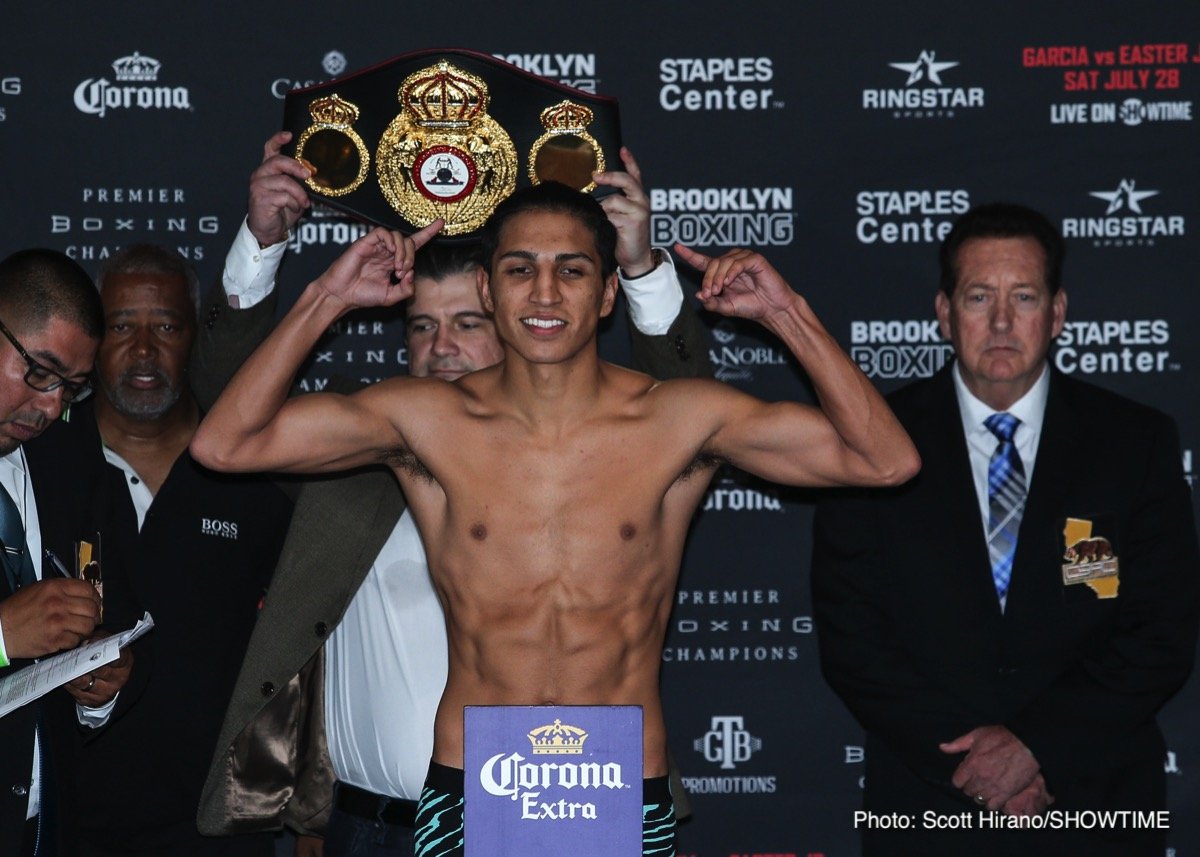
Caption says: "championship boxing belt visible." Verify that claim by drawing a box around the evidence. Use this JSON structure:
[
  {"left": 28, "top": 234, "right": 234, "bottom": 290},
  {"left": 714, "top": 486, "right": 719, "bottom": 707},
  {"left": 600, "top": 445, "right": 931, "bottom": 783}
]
[{"left": 281, "top": 48, "right": 623, "bottom": 238}]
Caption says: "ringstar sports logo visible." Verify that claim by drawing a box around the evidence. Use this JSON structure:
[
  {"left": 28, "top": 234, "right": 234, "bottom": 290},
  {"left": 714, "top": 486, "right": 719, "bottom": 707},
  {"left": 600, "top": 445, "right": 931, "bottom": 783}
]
[
  {"left": 862, "top": 50, "right": 985, "bottom": 117},
  {"left": 1061, "top": 179, "right": 1185, "bottom": 246},
  {"left": 891, "top": 50, "right": 957, "bottom": 84},
  {"left": 271, "top": 50, "right": 348, "bottom": 99},
  {"left": 74, "top": 52, "right": 192, "bottom": 117}
]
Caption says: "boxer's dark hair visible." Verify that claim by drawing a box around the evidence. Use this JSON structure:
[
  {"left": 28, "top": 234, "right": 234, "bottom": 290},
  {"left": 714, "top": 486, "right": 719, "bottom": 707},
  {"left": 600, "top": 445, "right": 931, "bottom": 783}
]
[{"left": 479, "top": 182, "right": 618, "bottom": 280}]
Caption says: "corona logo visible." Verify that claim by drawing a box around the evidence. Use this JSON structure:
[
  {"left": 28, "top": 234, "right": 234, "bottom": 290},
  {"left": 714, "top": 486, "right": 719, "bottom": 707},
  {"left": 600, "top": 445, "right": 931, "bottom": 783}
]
[
  {"left": 528, "top": 719, "right": 588, "bottom": 755},
  {"left": 74, "top": 52, "right": 191, "bottom": 118},
  {"left": 112, "top": 52, "right": 161, "bottom": 82}
]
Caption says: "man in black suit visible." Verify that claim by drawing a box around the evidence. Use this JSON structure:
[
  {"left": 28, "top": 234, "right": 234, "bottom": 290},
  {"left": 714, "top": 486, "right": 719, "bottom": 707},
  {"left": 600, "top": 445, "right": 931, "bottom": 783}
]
[
  {"left": 812, "top": 203, "right": 1200, "bottom": 856},
  {"left": 0, "top": 249, "right": 114, "bottom": 856}
]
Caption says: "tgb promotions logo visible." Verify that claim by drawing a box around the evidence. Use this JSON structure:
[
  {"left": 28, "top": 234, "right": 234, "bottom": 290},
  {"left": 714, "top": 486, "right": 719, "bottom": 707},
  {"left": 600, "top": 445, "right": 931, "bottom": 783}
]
[
  {"left": 850, "top": 319, "right": 953, "bottom": 380},
  {"left": 650, "top": 187, "right": 795, "bottom": 249},
  {"left": 1061, "top": 179, "right": 1185, "bottom": 247},
  {"left": 75, "top": 52, "right": 192, "bottom": 118},
  {"left": 862, "top": 50, "right": 985, "bottom": 118},
  {"left": 695, "top": 716, "right": 762, "bottom": 769},
  {"left": 658, "top": 57, "right": 782, "bottom": 112},
  {"left": 684, "top": 715, "right": 777, "bottom": 796},
  {"left": 494, "top": 52, "right": 599, "bottom": 93},
  {"left": 270, "top": 50, "right": 348, "bottom": 99}
]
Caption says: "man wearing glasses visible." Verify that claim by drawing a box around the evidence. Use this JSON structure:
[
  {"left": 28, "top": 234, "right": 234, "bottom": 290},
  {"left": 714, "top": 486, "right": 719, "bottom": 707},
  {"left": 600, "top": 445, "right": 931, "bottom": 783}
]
[{"left": 0, "top": 248, "right": 116, "bottom": 857}]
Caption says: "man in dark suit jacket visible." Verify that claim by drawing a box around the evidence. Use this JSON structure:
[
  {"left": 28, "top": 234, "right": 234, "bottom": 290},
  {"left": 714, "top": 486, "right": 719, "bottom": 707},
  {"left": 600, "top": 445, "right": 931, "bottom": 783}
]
[
  {"left": 0, "top": 249, "right": 112, "bottom": 856},
  {"left": 812, "top": 203, "right": 1200, "bottom": 856},
  {"left": 193, "top": 135, "right": 709, "bottom": 855}
]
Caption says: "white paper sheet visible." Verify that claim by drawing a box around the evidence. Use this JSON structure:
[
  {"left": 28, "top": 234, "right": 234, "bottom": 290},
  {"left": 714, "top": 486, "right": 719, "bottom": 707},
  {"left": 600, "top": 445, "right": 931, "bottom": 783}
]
[{"left": 0, "top": 612, "right": 154, "bottom": 719}]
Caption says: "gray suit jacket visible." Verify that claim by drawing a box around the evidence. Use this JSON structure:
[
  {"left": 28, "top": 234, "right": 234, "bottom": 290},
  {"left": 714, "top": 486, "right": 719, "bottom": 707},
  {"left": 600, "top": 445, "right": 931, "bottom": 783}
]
[{"left": 194, "top": 282, "right": 710, "bottom": 836}]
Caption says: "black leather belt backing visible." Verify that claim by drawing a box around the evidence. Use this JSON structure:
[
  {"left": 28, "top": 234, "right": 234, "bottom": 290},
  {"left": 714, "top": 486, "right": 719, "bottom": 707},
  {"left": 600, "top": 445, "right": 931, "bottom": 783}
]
[
  {"left": 281, "top": 47, "right": 623, "bottom": 238},
  {"left": 334, "top": 781, "right": 418, "bottom": 828}
]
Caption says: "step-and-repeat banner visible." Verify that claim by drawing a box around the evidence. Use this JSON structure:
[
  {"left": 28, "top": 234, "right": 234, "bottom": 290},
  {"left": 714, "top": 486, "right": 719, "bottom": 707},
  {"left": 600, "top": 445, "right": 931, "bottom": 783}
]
[{"left": 4, "top": 2, "right": 1198, "bottom": 854}]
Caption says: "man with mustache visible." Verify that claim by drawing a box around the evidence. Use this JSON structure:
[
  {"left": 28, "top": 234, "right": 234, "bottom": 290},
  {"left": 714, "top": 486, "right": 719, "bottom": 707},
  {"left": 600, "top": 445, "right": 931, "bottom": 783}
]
[{"left": 29, "top": 245, "right": 292, "bottom": 856}]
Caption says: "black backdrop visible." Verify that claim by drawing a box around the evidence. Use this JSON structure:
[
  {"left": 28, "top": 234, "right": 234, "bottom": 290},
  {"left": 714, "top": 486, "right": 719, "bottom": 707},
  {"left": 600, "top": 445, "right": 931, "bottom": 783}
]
[{"left": 4, "top": 3, "right": 1199, "bottom": 854}]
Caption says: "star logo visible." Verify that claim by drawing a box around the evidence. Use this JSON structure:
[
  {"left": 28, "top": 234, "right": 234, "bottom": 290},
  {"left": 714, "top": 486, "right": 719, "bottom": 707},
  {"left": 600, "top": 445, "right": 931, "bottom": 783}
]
[
  {"left": 889, "top": 51, "right": 959, "bottom": 86},
  {"left": 1089, "top": 179, "right": 1158, "bottom": 215}
]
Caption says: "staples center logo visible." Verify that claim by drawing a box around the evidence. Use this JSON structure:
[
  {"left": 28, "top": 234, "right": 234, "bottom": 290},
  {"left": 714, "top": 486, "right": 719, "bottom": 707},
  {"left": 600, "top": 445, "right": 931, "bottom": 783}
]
[
  {"left": 1053, "top": 318, "right": 1178, "bottom": 376},
  {"left": 1061, "top": 179, "right": 1185, "bottom": 246},
  {"left": 856, "top": 189, "right": 971, "bottom": 245},
  {"left": 862, "top": 50, "right": 984, "bottom": 117},
  {"left": 74, "top": 52, "right": 192, "bottom": 118},
  {"left": 494, "top": 52, "right": 598, "bottom": 93},
  {"left": 658, "top": 57, "right": 781, "bottom": 111},
  {"left": 271, "top": 49, "right": 348, "bottom": 99}
]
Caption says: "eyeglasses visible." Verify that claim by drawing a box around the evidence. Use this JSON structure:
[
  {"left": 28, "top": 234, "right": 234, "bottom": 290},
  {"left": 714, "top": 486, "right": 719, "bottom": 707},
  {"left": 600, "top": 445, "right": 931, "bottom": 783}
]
[{"left": 0, "top": 317, "right": 93, "bottom": 403}]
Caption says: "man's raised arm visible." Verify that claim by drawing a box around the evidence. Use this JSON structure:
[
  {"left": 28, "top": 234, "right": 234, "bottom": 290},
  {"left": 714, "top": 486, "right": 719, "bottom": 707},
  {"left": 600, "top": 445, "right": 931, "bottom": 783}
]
[
  {"left": 190, "top": 223, "right": 441, "bottom": 475},
  {"left": 675, "top": 245, "right": 919, "bottom": 488}
]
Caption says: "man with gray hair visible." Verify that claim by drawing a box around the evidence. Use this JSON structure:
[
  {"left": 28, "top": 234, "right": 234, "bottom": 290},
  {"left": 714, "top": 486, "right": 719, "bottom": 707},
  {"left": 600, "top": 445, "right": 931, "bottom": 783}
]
[{"left": 30, "top": 244, "right": 292, "bottom": 856}]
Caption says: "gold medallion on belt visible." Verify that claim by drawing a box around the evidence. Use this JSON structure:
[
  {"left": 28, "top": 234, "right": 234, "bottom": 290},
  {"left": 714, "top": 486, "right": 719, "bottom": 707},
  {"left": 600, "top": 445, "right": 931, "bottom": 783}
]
[{"left": 376, "top": 61, "right": 517, "bottom": 236}]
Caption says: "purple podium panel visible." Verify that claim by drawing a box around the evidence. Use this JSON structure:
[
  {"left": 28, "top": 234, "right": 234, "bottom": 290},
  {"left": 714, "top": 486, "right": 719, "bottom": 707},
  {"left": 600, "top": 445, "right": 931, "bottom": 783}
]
[{"left": 464, "top": 705, "right": 643, "bottom": 855}]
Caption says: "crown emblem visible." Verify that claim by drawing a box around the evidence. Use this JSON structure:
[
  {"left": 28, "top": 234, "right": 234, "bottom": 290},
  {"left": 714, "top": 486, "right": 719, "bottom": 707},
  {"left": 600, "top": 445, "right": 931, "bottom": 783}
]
[
  {"left": 538, "top": 100, "right": 595, "bottom": 134},
  {"left": 309, "top": 94, "right": 359, "bottom": 128},
  {"left": 527, "top": 719, "right": 589, "bottom": 755},
  {"left": 400, "top": 61, "right": 487, "bottom": 129},
  {"left": 112, "top": 52, "right": 161, "bottom": 82}
]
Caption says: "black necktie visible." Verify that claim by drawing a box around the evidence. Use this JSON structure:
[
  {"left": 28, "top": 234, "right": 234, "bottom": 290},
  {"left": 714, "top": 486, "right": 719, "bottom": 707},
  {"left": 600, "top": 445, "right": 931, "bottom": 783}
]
[{"left": 0, "top": 484, "right": 36, "bottom": 592}]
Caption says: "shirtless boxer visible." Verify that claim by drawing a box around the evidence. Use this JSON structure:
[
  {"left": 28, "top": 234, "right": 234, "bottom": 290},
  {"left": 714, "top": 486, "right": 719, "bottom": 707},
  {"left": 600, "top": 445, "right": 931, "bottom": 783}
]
[{"left": 191, "top": 182, "right": 920, "bottom": 855}]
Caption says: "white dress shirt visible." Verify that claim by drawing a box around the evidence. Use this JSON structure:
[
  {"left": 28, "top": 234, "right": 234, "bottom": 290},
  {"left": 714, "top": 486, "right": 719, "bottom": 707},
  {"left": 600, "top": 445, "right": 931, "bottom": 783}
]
[{"left": 0, "top": 449, "right": 44, "bottom": 820}]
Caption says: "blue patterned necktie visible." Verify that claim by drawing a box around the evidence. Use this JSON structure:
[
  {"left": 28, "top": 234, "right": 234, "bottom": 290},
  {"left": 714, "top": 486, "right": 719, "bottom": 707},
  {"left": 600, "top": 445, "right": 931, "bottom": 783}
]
[
  {"left": 984, "top": 413, "right": 1026, "bottom": 603},
  {"left": 0, "top": 484, "right": 36, "bottom": 592}
]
